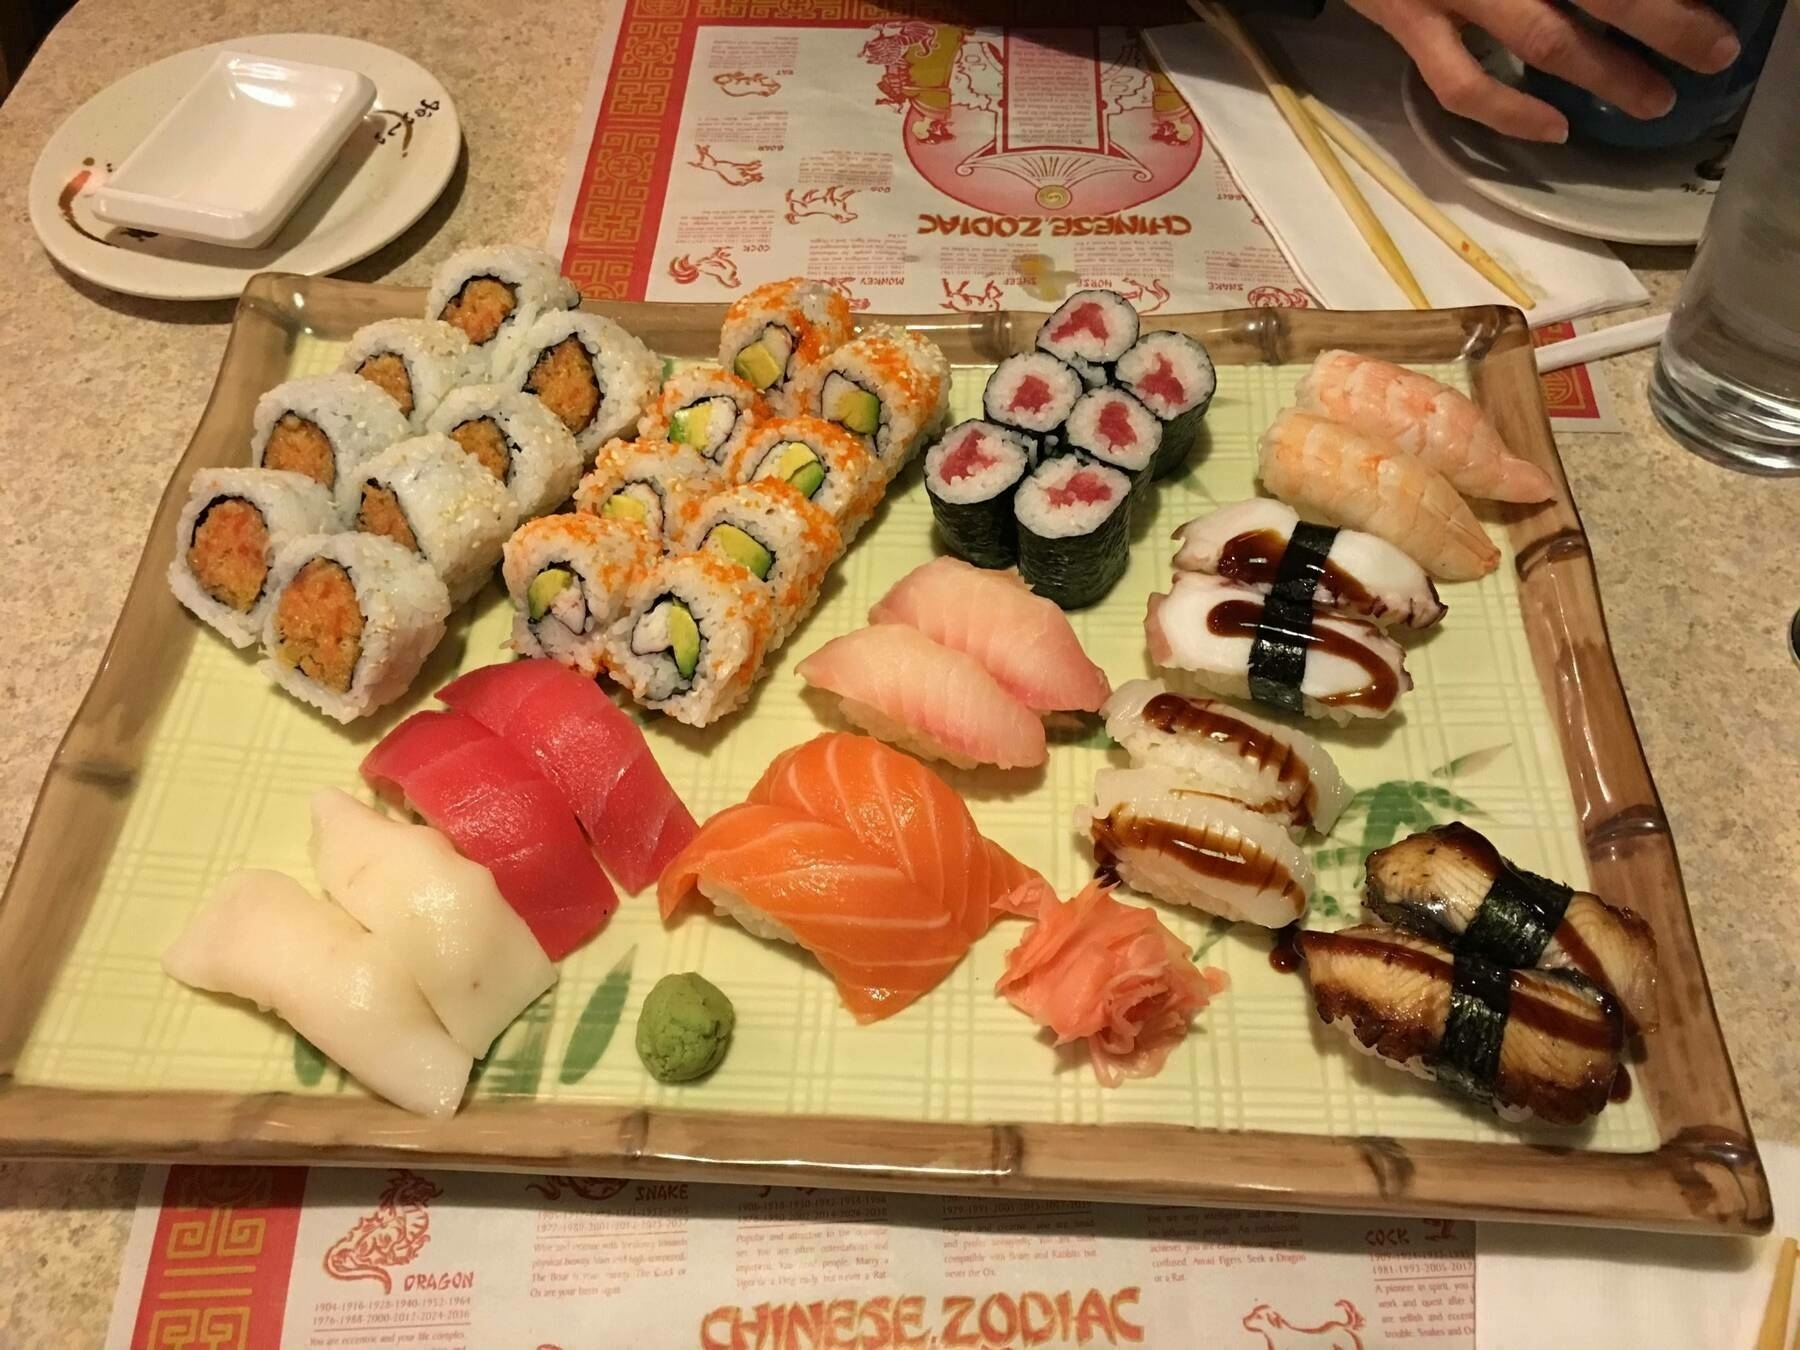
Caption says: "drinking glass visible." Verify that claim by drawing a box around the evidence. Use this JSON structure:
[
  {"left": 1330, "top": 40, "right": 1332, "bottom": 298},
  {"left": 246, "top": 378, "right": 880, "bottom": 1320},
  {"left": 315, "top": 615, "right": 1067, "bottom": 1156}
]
[{"left": 1650, "top": 1, "right": 1800, "bottom": 474}]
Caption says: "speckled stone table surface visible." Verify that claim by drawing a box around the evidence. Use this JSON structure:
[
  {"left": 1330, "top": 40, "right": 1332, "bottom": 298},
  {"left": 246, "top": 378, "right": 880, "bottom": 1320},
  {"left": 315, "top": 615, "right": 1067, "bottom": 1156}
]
[{"left": 2, "top": 2, "right": 1798, "bottom": 1344}]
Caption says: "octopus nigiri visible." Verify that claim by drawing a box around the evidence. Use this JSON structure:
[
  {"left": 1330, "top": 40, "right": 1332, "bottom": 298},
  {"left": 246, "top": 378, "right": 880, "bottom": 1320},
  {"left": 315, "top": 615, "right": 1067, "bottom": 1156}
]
[
  {"left": 1257, "top": 409, "right": 1499, "bottom": 582},
  {"left": 1297, "top": 350, "right": 1554, "bottom": 504},
  {"left": 1364, "top": 822, "right": 1658, "bottom": 1032}
]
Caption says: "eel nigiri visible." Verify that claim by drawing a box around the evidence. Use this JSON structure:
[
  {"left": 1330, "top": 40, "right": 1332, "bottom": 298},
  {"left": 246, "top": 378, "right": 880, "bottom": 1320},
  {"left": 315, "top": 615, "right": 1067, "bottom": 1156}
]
[
  {"left": 1146, "top": 573, "right": 1411, "bottom": 723},
  {"left": 1085, "top": 767, "right": 1315, "bottom": 927},
  {"left": 796, "top": 623, "right": 1048, "bottom": 770},
  {"left": 1172, "top": 498, "right": 1445, "bottom": 630},
  {"left": 437, "top": 658, "right": 697, "bottom": 894},
  {"left": 1257, "top": 409, "right": 1499, "bottom": 582},
  {"left": 1101, "top": 679, "right": 1350, "bottom": 835},
  {"left": 1296, "top": 924, "right": 1623, "bottom": 1125},
  {"left": 868, "top": 557, "right": 1111, "bottom": 713},
  {"left": 995, "top": 878, "right": 1229, "bottom": 1086},
  {"left": 310, "top": 789, "right": 556, "bottom": 1059},
  {"left": 1296, "top": 349, "right": 1554, "bottom": 504},
  {"left": 1364, "top": 822, "right": 1658, "bottom": 1032},
  {"left": 163, "top": 870, "right": 473, "bottom": 1117},
  {"left": 361, "top": 709, "right": 617, "bottom": 959}
]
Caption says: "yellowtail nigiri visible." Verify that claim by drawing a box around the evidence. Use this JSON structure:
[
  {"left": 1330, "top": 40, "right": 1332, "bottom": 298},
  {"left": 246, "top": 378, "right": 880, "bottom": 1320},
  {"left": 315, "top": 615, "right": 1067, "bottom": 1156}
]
[
  {"left": 1257, "top": 409, "right": 1499, "bottom": 582},
  {"left": 1296, "top": 350, "right": 1554, "bottom": 504}
]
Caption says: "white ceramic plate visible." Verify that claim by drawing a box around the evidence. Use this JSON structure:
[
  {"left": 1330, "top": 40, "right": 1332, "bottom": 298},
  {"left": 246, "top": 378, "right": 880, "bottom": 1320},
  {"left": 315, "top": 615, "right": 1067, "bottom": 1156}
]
[
  {"left": 29, "top": 34, "right": 459, "bottom": 300},
  {"left": 1401, "top": 57, "right": 1727, "bottom": 246}
]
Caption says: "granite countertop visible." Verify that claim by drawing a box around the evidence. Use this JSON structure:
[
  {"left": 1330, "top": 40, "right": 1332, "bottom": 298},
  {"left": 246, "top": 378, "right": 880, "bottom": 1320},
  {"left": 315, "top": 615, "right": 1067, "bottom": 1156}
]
[{"left": 2, "top": 0, "right": 1798, "bottom": 1343}]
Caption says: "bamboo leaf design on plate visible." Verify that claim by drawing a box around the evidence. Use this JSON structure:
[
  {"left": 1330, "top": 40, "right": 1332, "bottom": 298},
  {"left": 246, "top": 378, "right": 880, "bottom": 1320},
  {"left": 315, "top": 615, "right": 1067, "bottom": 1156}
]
[
  {"left": 476, "top": 988, "right": 559, "bottom": 1099},
  {"left": 559, "top": 948, "right": 637, "bottom": 1086},
  {"left": 1433, "top": 744, "right": 1510, "bottom": 781},
  {"left": 292, "top": 1032, "right": 328, "bottom": 1087}
]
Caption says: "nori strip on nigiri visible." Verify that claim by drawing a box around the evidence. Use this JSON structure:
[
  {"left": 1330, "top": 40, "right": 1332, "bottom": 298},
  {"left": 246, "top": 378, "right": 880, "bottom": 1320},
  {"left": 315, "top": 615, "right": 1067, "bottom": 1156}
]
[
  {"left": 1244, "top": 521, "right": 1338, "bottom": 715},
  {"left": 1432, "top": 950, "right": 1512, "bottom": 1103}
]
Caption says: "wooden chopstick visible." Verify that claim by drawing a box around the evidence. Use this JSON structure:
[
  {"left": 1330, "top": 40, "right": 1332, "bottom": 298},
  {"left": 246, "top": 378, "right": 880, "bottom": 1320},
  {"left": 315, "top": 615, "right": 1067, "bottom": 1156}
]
[
  {"left": 1757, "top": 1236, "right": 1797, "bottom": 1350},
  {"left": 1297, "top": 94, "right": 1536, "bottom": 310},
  {"left": 1186, "top": 0, "right": 1429, "bottom": 309}
]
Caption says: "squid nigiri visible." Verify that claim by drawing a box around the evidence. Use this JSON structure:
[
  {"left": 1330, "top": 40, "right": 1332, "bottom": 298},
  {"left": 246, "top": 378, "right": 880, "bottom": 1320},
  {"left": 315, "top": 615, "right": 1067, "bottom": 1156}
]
[
  {"left": 1296, "top": 349, "right": 1554, "bottom": 504},
  {"left": 309, "top": 789, "right": 556, "bottom": 1059},
  {"left": 1172, "top": 499, "right": 1445, "bottom": 630},
  {"left": 163, "top": 870, "right": 473, "bottom": 1117},
  {"left": 1257, "top": 409, "right": 1499, "bottom": 582}
]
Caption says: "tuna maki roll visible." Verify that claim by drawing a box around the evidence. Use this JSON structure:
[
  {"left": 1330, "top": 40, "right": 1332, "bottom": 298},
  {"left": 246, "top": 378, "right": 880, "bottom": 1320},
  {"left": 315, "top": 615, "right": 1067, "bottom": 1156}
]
[
  {"left": 1014, "top": 456, "right": 1131, "bottom": 610},
  {"left": 982, "top": 351, "right": 1083, "bottom": 458},
  {"left": 250, "top": 373, "right": 409, "bottom": 493},
  {"left": 1116, "top": 331, "right": 1216, "bottom": 481},
  {"left": 427, "top": 244, "right": 580, "bottom": 380},
  {"left": 923, "top": 420, "right": 1033, "bottom": 570},
  {"left": 637, "top": 363, "right": 768, "bottom": 470},
  {"left": 425, "top": 383, "right": 584, "bottom": 520},
  {"left": 1035, "top": 289, "right": 1140, "bottom": 388},
  {"left": 1064, "top": 386, "right": 1161, "bottom": 490},
  {"left": 505, "top": 310, "right": 662, "bottom": 458}
]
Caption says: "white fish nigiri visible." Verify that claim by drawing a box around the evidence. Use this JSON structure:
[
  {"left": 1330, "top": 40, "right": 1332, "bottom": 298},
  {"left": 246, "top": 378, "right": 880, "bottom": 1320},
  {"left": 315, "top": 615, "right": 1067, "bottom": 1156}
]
[
  {"left": 1102, "top": 679, "right": 1350, "bottom": 834},
  {"left": 309, "top": 789, "right": 556, "bottom": 1059},
  {"left": 1146, "top": 573, "right": 1410, "bottom": 723},
  {"left": 1296, "top": 349, "right": 1554, "bottom": 504},
  {"left": 163, "top": 870, "right": 472, "bottom": 1117},
  {"left": 1172, "top": 499, "right": 1445, "bottom": 630},
  {"left": 1257, "top": 409, "right": 1499, "bottom": 582},
  {"left": 1085, "top": 767, "right": 1314, "bottom": 927}
]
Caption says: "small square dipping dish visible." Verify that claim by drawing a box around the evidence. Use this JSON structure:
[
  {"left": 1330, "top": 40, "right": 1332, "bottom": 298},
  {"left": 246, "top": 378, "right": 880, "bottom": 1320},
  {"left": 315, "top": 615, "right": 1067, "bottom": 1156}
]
[{"left": 89, "top": 51, "right": 376, "bottom": 248}]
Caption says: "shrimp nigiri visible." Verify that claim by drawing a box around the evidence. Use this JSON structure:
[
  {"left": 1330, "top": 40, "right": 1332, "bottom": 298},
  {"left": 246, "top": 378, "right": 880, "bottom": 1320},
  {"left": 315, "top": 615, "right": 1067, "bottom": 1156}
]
[
  {"left": 1257, "top": 410, "right": 1499, "bottom": 582},
  {"left": 1296, "top": 350, "right": 1554, "bottom": 504}
]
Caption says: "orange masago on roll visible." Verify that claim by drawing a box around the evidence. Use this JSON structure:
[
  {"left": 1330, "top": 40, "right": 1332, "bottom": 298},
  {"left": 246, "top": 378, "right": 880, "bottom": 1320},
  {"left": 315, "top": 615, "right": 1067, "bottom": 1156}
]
[{"left": 658, "top": 732, "right": 1042, "bottom": 1022}]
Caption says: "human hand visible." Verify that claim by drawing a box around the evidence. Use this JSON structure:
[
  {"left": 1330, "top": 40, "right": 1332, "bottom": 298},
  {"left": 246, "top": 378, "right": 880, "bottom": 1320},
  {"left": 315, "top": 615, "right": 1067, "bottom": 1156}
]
[{"left": 1345, "top": 0, "right": 1741, "bottom": 140}]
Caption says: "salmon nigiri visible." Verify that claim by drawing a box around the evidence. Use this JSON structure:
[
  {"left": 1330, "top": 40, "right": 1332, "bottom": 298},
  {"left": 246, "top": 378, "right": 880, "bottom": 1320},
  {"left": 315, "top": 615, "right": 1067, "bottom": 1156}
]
[
  {"left": 796, "top": 624, "right": 1048, "bottom": 770},
  {"left": 1257, "top": 410, "right": 1499, "bottom": 582},
  {"left": 868, "top": 558, "right": 1111, "bottom": 713},
  {"left": 1297, "top": 350, "right": 1554, "bottom": 504}
]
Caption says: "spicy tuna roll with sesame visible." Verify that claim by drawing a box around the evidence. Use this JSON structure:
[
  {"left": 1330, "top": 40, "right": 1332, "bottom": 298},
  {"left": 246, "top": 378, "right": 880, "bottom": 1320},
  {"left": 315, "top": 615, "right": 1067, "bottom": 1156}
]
[
  {"left": 924, "top": 419, "right": 1034, "bottom": 569},
  {"left": 503, "top": 513, "right": 656, "bottom": 676},
  {"left": 1014, "top": 456, "right": 1132, "bottom": 610},
  {"left": 574, "top": 438, "right": 724, "bottom": 547},
  {"left": 259, "top": 532, "right": 452, "bottom": 723},
  {"left": 342, "top": 434, "right": 520, "bottom": 606},
  {"left": 637, "top": 363, "right": 768, "bottom": 470},
  {"left": 340, "top": 318, "right": 478, "bottom": 432},
  {"left": 603, "top": 552, "right": 777, "bottom": 728},
  {"left": 1065, "top": 386, "right": 1162, "bottom": 493},
  {"left": 505, "top": 310, "right": 661, "bottom": 459},
  {"left": 425, "top": 384, "right": 584, "bottom": 519},
  {"left": 1034, "top": 288, "right": 1141, "bottom": 388},
  {"left": 168, "top": 468, "right": 339, "bottom": 647},
  {"left": 427, "top": 244, "right": 580, "bottom": 379},
  {"left": 812, "top": 324, "right": 950, "bottom": 479},
  {"left": 250, "top": 373, "right": 409, "bottom": 494},
  {"left": 1115, "top": 331, "right": 1216, "bottom": 480},
  {"left": 720, "top": 278, "right": 854, "bottom": 416},
  {"left": 674, "top": 480, "right": 844, "bottom": 644},
  {"left": 982, "top": 351, "right": 1084, "bottom": 458},
  {"left": 725, "top": 416, "right": 884, "bottom": 543}
]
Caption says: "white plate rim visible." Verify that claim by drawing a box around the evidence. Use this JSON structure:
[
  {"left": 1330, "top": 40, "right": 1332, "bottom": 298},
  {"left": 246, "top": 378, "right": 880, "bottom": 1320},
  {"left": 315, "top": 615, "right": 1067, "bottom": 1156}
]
[{"left": 28, "top": 33, "right": 461, "bottom": 301}]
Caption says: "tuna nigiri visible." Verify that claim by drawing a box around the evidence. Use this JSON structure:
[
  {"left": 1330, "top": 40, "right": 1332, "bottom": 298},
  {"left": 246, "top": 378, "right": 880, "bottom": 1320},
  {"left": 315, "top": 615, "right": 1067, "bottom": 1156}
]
[
  {"left": 796, "top": 623, "right": 1048, "bottom": 770},
  {"left": 1258, "top": 409, "right": 1499, "bottom": 582},
  {"left": 868, "top": 557, "right": 1111, "bottom": 713},
  {"left": 437, "top": 659, "right": 697, "bottom": 893},
  {"left": 361, "top": 709, "right": 617, "bottom": 959},
  {"left": 1296, "top": 349, "right": 1554, "bottom": 504},
  {"left": 163, "top": 870, "right": 473, "bottom": 1117}
]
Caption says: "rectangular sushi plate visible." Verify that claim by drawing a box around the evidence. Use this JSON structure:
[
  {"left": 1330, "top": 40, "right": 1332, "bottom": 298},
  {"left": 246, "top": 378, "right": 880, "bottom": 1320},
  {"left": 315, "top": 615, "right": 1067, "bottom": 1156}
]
[{"left": 0, "top": 276, "right": 1768, "bottom": 1233}]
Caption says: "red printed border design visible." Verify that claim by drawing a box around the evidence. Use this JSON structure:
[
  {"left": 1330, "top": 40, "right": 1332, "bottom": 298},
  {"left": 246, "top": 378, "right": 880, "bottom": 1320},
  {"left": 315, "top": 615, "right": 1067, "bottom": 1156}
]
[
  {"left": 1531, "top": 320, "right": 1602, "bottom": 421},
  {"left": 130, "top": 1167, "right": 307, "bottom": 1349}
]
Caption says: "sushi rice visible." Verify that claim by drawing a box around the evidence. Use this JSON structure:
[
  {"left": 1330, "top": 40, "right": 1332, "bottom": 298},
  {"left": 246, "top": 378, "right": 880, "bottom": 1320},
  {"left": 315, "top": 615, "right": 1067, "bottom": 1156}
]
[
  {"left": 502, "top": 512, "right": 656, "bottom": 675},
  {"left": 637, "top": 363, "right": 769, "bottom": 470},
  {"left": 720, "top": 277, "right": 855, "bottom": 416},
  {"left": 339, "top": 318, "right": 479, "bottom": 432},
  {"left": 250, "top": 372, "right": 410, "bottom": 493},
  {"left": 811, "top": 324, "right": 950, "bottom": 478},
  {"left": 574, "top": 437, "right": 724, "bottom": 547},
  {"left": 674, "top": 480, "right": 844, "bottom": 644},
  {"left": 505, "top": 310, "right": 662, "bottom": 456},
  {"left": 168, "top": 467, "right": 338, "bottom": 648},
  {"left": 427, "top": 244, "right": 580, "bottom": 380},
  {"left": 342, "top": 434, "right": 520, "bottom": 607},
  {"left": 259, "top": 531, "right": 451, "bottom": 723},
  {"left": 725, "top": 416, "right": 884, "bottom": 543},
  {"left": 425, "top": 383, "right": 585, "bottom": 520}
]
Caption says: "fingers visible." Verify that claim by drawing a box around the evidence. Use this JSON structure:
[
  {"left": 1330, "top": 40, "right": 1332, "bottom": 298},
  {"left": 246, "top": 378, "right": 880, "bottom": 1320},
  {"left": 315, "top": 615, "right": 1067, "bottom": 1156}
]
[
  {"left": 1457, "top": 0, "right": 1676, "bottom": 120},
  {"left": 1389, "top": 3, "right": 1572, "bottom": 141},
  {"left": 1572, "top": 0, "right": 1740, "bottom": 73}
]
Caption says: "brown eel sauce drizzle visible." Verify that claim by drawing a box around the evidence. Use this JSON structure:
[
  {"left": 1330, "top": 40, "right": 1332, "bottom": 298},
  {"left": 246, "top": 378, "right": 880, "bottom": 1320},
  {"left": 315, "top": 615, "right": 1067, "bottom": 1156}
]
[
  {"left": 1218, "top": 528, "right": 1377, "bottom": 615},
  {"left": 1207, "top": 600, "right": 1399, "bottom": 711},
  {"left": 1270, "top": 922, "right": 1302, "bottom": 973},
  {"left": 1141, "top": 692, "right": 1318, "bottom": 823},
  {"left": 1091, "top": 813, "right": 1305, "bottom": 910}
]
